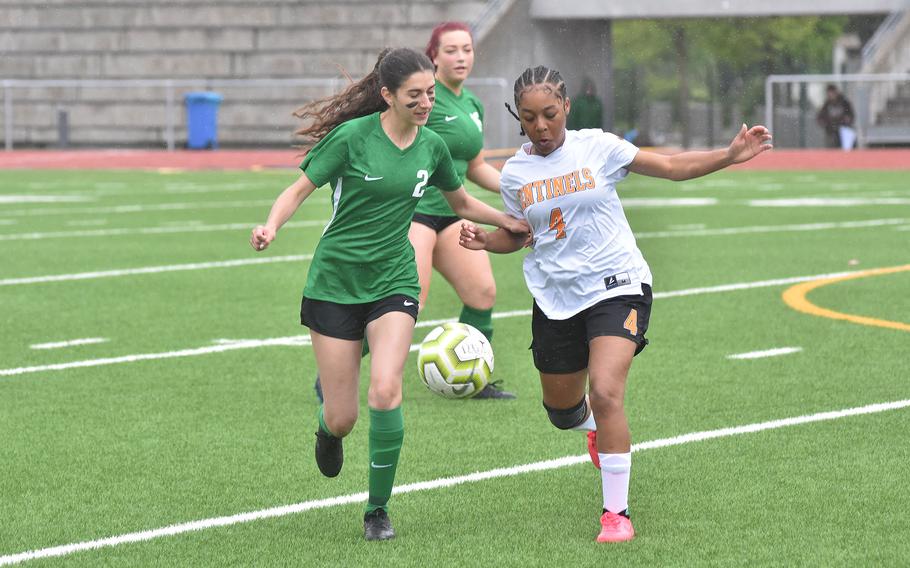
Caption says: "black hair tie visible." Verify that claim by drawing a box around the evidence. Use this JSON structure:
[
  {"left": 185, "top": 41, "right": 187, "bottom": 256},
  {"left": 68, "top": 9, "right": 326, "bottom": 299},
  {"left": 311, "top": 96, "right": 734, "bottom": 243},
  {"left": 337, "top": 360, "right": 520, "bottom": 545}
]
[{"left": 504, "top": 102, "right": 526, "bottom": 136}]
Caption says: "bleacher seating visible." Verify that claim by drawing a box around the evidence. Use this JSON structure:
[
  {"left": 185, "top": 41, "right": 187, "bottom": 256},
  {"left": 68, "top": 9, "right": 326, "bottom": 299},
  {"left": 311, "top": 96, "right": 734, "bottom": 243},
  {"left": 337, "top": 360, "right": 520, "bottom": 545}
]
[{"left": 0, "top": 0, "right": 487, "bottom": 147}]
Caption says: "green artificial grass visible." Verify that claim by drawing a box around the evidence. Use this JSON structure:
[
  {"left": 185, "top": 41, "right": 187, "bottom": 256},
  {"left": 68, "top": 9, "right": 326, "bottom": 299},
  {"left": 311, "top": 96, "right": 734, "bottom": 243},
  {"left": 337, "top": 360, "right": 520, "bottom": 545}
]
[{"left": 1, "top": 168, "right": 908, "bottom": 566}]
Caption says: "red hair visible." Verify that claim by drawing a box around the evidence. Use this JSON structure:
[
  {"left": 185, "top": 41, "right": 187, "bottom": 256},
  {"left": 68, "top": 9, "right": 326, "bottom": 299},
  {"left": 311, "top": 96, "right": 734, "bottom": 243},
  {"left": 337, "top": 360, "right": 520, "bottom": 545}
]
[{"left": 425, "top": 22, "right": 473, "bottom": 63}]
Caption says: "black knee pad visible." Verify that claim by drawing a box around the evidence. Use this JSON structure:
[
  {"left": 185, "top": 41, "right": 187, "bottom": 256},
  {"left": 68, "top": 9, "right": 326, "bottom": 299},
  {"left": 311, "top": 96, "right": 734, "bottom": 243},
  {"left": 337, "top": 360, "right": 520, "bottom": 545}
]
[{"left": 544, "top": 397, "right": 588, "bottom": 430}]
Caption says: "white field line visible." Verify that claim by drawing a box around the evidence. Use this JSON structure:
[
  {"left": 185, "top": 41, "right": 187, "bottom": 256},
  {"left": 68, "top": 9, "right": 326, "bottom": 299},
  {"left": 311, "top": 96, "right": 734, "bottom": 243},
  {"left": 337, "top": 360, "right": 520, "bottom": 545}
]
[
  {"left": 2, "top": 398, "right": 908, "bottom": 566},
  {"left": 727, "top": 347, "right": 803, "bottom": 360},
  {"left": 0, "top": 337, "right": 312, "bottom": 378},
  {"left": 749, "top": 198, "right": 910, "bottom": 207},
  {"left": 65, "top": 219, "right": 108, "bottom": 227},
  {"left": 0, "top": 199, "right": 276, "bottom": 218},
  {"left": 0, "top": 255, "right": 312, "bottom": 287},
  {"left": 210, "top": 337, "right": 312, "bottom": 349},
  {"left": 163, "top": 183, "right": 261, "bottom": 194},
  {"left": 26, "top": 180, "right": 97, "bottom": 189},
  {"left": 0, "top": 220, "right": 326, "bottom": 241},
  {"left": 409, "top": 309, "right": 537, "bottom": 351},
  {"left": 618, "top": 198, "right": 717, "bottom": 207},
  {"left": 30, "top": 338, "right": 109, "bottom": 350},
  {"left": 159, "top": 220, "right": 204, "bottom": 227},
  {"left": 679, "top": 178, "right": 742, "bottom": 189},
  {"left": 0, "top": 268, "right": 884, "bottom": 378},
  {"left": 0, "top": 195, "right": 92, "bottom": 204},
  {"left": 634, "top": 218, "right": 907, "bottom": 239},
  {"left": 1, "top": 213, "right": 902, "bottom": 247},
  {"left": 650, "top": 269, "right": 861, "bottom": 299},
  {"left": 667, "top": 223, "right": 707, "bottom": 230}
]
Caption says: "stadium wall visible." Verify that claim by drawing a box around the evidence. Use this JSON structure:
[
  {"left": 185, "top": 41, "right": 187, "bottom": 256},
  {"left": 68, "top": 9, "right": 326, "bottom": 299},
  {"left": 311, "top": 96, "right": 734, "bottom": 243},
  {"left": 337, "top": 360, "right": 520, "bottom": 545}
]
[
  {"left": 0, "top": 0, "right": 488, "bottom": 149},
  {"left": 472, "top": 0, "right": 616, "bottom": 148}
]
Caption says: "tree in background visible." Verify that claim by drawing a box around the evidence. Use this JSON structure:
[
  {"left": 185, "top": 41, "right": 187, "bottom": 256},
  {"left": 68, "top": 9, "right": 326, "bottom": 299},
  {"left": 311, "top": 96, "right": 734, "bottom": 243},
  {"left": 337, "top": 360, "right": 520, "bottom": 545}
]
[{"left": 612, "top": 16, "right": 874, "bottom": 147}]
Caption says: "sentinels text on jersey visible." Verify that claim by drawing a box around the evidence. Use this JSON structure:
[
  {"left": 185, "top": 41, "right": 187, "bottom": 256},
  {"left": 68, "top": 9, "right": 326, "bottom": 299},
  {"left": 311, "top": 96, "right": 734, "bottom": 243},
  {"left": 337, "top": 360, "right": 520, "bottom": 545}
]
[{"left": 499, "top": 129, "right": 653, "bottom": 320}]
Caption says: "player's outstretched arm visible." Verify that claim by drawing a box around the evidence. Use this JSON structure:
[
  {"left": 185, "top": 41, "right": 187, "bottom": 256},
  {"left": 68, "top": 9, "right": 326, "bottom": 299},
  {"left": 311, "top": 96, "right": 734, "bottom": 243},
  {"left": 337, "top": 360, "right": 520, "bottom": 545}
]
[
  {"left": 459, "top": 221, "right": 526, "bottom": 254},
  {"left": 628, "top": 124, "right": 772, "bottom": 182},
  {"left": 250, "top": 172, "right": 317, "bottom": 251},
  {"left": 465, "top": 152, "right": 501, "bottom": 194},
  {"left": 443, "top": 187, "right": 529, "bottom": 234}
]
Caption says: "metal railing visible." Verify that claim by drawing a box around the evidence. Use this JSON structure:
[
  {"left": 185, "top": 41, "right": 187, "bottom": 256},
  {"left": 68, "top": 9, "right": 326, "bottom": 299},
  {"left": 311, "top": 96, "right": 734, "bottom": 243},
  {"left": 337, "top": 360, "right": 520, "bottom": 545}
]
[
  {"left": 764, "top": 73, "right": 910, "bottom": 147},
  {"left": 1, "top": 77, "right": 510, "bottom": 151},
  {"left": 471, "top": 0, "right": 518, "bottom": 45},
  {"left": 861, "top": 11, "right": 905, "bottom": 63},
  {"left": 860, "top": 11, "right": 910, "bottom": 121}
]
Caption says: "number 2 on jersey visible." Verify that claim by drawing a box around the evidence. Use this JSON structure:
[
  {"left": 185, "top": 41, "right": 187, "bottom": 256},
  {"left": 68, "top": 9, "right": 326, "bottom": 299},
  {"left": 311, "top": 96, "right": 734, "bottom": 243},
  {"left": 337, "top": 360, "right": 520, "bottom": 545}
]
[
  {"left": 412, "top": 170, "right": 429, "bottom": 198},
  {"left": 549, "top": 207, "right": 567, "bottom": 239}
]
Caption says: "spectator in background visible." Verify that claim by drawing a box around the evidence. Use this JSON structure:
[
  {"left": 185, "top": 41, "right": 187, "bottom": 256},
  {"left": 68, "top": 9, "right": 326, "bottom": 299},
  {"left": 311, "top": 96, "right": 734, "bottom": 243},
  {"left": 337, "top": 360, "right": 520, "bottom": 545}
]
[
  {"left": 567, "top": 76, "right": 603, "bottom": 130},
  {"left": 816, "top": 85, "right": 855, "bottom": 149}
]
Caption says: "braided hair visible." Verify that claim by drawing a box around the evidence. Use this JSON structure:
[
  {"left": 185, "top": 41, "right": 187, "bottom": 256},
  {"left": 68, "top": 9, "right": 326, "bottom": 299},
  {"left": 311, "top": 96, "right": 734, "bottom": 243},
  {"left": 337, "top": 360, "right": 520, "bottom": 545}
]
[
  {"left": 504, "top": 65, "right": 568, "bottom": 136},
  {"left": 294, "top": 47, "right": 435, "bottom": 154}
]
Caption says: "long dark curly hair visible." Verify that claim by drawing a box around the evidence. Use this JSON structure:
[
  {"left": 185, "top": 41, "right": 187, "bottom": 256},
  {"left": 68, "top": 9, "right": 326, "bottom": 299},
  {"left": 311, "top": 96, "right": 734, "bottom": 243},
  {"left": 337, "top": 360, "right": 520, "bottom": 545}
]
[{"left": 294, "top": 47, "right": 434, "bottom": 154}]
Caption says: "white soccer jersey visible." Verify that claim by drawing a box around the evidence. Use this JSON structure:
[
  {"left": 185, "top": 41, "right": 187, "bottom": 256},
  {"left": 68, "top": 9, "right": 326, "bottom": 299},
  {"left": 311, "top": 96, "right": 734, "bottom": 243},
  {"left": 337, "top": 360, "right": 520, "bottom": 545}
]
[{"left": 500, "top": 128, "right": 652, "bottom": 320}]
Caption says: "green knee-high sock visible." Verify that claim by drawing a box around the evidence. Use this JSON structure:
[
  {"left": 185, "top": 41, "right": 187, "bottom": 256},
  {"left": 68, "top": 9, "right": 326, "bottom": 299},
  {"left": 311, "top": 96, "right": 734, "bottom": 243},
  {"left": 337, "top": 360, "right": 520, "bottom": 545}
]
[
  {"left": 366, "top": 406, "right": 404, "bottom": 513},
  {"left": 460, "top": 305, "right": 494, "bottom": 342},
  {"left": 317, "top": 405, "right": 338, "bottom": 437}
]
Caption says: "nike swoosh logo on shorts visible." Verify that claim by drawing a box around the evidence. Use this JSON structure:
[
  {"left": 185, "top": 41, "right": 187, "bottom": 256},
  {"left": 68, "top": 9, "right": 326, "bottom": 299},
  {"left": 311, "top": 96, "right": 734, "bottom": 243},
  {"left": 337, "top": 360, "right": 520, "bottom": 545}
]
[
  {"left": 403, "top": 301, "right": 415, "bottom": 307},
  {"left": 444, "top": 115, "right": 458, "bottom": 122},
  {"left": 364, "top": 175, "right": 383, "bottom": 181},
  {"left": 371, "top": 462, "right": 393, "bottom": 469}
]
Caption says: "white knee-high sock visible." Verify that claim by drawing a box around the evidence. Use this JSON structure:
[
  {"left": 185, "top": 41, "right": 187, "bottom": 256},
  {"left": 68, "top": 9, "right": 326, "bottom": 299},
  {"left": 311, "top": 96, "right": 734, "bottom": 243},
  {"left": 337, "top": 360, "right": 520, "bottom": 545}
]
[
  {"left": 570, "top": 409, "right": 597, "bottom": 432},
  {"left": 599, "top": 452, "right": 631, "bottom": 514}
]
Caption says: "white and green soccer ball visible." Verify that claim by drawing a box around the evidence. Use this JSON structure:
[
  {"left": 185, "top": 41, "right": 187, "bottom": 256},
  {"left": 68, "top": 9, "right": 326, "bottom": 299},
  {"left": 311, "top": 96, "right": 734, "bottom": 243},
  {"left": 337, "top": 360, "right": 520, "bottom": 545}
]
[{"left": 416, "top": 322, "right": 494, "bottom": 399}]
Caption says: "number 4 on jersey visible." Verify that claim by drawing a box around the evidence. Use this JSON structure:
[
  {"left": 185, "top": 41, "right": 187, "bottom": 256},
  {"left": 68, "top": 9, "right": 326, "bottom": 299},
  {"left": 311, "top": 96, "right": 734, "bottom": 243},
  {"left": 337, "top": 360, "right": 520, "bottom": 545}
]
[
  {"left": 549, "top": 207, "right": 567, "bottom": 239},
  {"left": 623, "top": 309, "right": 638, "bottom": 336}
]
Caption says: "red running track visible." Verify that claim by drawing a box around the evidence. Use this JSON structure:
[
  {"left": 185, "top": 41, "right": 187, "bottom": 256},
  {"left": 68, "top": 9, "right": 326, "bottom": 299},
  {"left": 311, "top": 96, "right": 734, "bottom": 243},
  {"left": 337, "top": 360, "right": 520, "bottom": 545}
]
[
  {"left": 0, "top": 150, "right": 302, "bottom": 171},
  {"left": 728, "top": 149, "right": 910, "bottom": 171},
  {"left": 0, "top": 148, "right": 907, "bottom": 171}
]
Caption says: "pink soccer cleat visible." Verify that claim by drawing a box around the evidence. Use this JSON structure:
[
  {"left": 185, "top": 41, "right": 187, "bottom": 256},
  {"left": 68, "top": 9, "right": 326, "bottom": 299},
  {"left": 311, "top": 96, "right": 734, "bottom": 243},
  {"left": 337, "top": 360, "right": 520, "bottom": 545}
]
[
  {"left": 586, "top": 431, "right": 600, "bottom": 469},
  {"left": 596, "top": 511, "right": 635, "bottom": 543}
]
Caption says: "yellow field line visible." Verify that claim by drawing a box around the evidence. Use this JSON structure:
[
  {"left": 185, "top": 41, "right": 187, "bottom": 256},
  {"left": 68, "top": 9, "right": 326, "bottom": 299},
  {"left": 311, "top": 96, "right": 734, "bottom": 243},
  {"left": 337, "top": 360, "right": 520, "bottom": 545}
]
[{"left": 782, "top": 264, "right": 910, "bottom": 332}]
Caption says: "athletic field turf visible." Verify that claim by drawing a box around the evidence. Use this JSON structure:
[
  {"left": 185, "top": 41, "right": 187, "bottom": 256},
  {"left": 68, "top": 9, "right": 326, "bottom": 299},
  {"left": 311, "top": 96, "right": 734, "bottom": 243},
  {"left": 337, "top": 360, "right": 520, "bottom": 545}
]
[{"left": 1, "top": 167, "right": 908, "bottom": 566}]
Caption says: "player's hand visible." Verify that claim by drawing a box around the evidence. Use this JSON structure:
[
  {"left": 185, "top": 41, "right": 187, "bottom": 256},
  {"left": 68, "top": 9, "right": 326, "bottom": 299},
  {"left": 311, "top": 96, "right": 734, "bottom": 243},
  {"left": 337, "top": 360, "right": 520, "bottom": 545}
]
[
  {"left": 727, "top": 124, "right": 773, "bottom": 164},
  {"left": 502, "top": 216, "right": 530, "bottom": 235},
  {"left": 250, "top": 225, "right": 275, "bottom": 251},
  {"left": 459, "top": 222, "right": 488, "bottom": 251}
]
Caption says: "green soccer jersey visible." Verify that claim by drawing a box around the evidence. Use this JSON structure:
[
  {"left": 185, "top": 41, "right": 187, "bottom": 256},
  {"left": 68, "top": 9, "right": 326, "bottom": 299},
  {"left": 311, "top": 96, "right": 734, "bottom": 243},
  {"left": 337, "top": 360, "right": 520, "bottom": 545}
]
[
  {"left": 415, "top": 81, "right": 485, "bottom": 217},
  {"left": 300, "top": 112, "right": 461, "bottom": 303}
]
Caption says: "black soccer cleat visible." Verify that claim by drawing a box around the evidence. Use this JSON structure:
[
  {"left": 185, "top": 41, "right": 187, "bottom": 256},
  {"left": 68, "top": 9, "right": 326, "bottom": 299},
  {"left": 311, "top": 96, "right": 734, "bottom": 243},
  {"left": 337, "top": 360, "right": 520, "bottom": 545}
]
[
  {"left": 364, "top": 508, "right": 396, "bottom": 541},
  {"left": 472, "top": 381, "right": 516, "bottom": 400},
  {"left": 314, "top": 374, "right": 324, "bottom": 403},
  {"left": 314, "top": 430, "right": 343, "bottom": 477}
]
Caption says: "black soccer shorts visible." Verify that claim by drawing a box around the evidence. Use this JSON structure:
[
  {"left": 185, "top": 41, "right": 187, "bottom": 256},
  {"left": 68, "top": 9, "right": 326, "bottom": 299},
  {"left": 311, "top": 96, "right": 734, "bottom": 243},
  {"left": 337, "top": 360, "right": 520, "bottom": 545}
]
[
  {"left": 530, "top": 284, "right": 652, "bottom": 374},
  {"left": 411, "top": 213, "right": 462, "bottom": 234},
  {"left": 301, "top": 294, "right": 419, "bottom": 340}
]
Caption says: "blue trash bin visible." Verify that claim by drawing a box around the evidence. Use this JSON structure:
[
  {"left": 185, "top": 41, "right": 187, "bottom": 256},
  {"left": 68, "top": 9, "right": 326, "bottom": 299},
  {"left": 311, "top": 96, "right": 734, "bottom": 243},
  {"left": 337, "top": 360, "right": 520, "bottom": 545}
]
[{"left": 184, "top": 91, "right": 223, "bottom": 149}]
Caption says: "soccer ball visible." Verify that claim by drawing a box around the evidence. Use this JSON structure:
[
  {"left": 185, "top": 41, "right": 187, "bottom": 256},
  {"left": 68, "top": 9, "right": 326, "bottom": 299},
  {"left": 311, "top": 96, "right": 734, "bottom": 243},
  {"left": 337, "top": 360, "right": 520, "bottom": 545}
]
[{"left": 416, "top": 322, "right": 494, "bottom": 399}]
